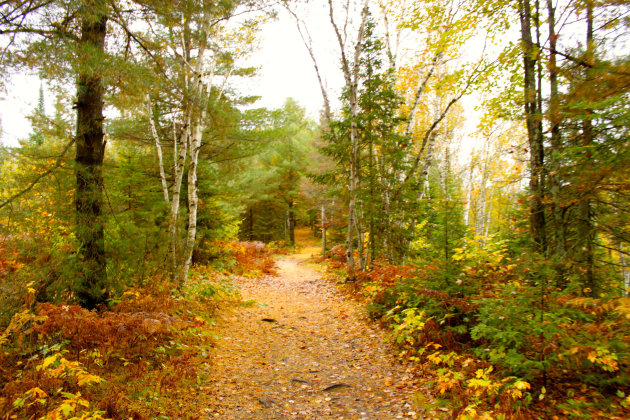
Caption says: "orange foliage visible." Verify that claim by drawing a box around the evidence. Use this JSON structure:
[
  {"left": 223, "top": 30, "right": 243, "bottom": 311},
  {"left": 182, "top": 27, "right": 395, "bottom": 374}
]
[
  {"left": 0, "top": 238, "right": 22, "bottom": 279},
  {"left": 356, "top": 261, "right": 416, "bottom": 289},
  {"left": 34, "top": 303, "right": 189, "bottom": 356},
  {"left": 216, "top": 240, "right": 278, "bottom": 276},
  {"left": 0, "top": 277, "right": 224, "bottom": 419}
]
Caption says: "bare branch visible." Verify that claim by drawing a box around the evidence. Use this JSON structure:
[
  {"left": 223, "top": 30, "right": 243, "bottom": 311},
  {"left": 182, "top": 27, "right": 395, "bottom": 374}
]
[
  {"left": 283, "top": 3, "right": 332, "bottom": 123},
  {"left": 404, "top": 50, "right": 444, "bottom": 137}
]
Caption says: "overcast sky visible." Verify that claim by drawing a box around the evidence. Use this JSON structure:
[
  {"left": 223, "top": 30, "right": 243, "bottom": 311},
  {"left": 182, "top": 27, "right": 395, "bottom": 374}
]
[
  {"left": 0, "top": 6, "right": 338, "bottom": 147},
  {"left": 0, "top": 72, "right": 42, "bottom": 146},
  {"left": 243, "top": 5, "right": 343, "bottom": 117}
]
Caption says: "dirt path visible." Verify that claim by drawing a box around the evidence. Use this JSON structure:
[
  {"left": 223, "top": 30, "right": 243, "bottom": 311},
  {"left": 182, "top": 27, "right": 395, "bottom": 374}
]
[{"left": 201, "top": 245, "right": 424, "bottom": 419}]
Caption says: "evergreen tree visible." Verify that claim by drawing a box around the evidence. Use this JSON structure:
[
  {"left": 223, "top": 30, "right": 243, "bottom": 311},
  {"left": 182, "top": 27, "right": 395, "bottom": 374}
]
[{"left": 239, "top": 99, "right": 315, "bottom": 244}]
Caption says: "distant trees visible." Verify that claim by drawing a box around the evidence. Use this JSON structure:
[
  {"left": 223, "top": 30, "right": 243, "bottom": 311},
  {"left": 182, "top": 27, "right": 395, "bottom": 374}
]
[
  {"left": 283, "top": 0, "right": 628, "bottom": 298},
  {"left": 289, "top": 0, "right": 499, "bottom": 274},
  {"left": 239, "top": 99, "right": 315, "bottom": 245},
  {"left": 319, "top": 15, "right": 410, "bottom": 267}
]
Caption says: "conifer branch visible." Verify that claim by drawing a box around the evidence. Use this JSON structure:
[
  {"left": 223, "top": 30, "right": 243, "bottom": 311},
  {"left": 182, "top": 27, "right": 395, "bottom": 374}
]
[{"left": 0, "top": 138, "right": 75, "bottom": 210}]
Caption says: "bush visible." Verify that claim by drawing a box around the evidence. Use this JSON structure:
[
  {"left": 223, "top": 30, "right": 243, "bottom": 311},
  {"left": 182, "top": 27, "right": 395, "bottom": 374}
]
[{"left": 322, "top": 233, "right": 630, "bottom": 418}]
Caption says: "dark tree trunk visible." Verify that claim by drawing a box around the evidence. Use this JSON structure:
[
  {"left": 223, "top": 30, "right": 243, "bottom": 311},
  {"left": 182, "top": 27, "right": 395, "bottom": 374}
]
[
  {"left": 248, "top": 207, "right": 254, "bottom": 241},
  {"left": 288, "top": 200, "right": 295, "bottom": 246},
  {"left": 321, "top": 203, "right": 327, "bottom": 255},
  {"left": 74, "top": 4, "right": 108, "bottom": 309},
  {"left": 546, "top": 0, "right": 567, "bottom": 281},
  {"left": 519, "top": 0, "right": 547, "bottom": 254},
  {"left": 576, "top": 1, "right": 596, "bottom": 295}
]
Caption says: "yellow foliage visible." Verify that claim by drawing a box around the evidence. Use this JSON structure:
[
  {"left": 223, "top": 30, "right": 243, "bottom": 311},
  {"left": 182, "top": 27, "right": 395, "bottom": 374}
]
[
  {"left": 0, "top": 309, "right": 48, "bottom": 348},
  {"left": 586, "top": 347, "right": 619, "bottom": 372},
  {"left": 565, "top": 296, "right": 630, "bottom": 322},
  {"left": 29, "top": 387, "right": 48, "bottom": 398},
  {"left": 512, "top": 380, "right": 531, "bottom": 391},
  {"left": 41, "top": 391, "right": 108, "bottom": 420},
  {"left": 14, "top": 354, "right": 105, "bottom": 419},
  {"left": 37, "top": 353, "right": 102, "bottom": 386},
  {"left": 615, "top": 297, "right": 630, "bottom": 318}
]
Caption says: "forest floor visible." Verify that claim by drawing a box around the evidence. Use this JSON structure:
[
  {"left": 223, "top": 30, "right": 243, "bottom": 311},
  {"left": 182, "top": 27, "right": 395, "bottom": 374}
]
[{"left": 195, "top": 230, "right": 435, "bottom": 419}]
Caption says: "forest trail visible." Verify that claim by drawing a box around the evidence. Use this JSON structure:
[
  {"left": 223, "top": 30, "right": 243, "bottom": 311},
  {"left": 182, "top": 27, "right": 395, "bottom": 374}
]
[{"left": 199, "top": 230, "right": 425, "bottom": 419}]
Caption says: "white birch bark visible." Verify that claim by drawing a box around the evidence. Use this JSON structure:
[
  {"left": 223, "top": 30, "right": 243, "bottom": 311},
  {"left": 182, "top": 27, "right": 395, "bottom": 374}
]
[
  {"left": 284, "top": 5, "right": 333, "bottom": 125},
  {"left": 146, "top": 95, "right": 170, "bottom": 203},
  {"left": 476, "top": 137, "right": 491, "bottom": 238},
  {"left": 179, "top": 17, "right": 215, "bottom": 287},
  {"left": 169, "top": 120, "right": 188, "bottom": 283},
  {"left": 464, "top": 163, "right": 474, "bottom": 226},
  {"left": 327, "top": 0, "right": 369, "bottom": 277}
]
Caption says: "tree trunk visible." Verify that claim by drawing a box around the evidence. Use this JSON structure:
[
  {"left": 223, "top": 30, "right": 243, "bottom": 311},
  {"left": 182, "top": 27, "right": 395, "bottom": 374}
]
[
  {"left": 576, "top": 1, "right": 596, "bottom": 295},
  {"left": 484, "top": 199, "right": 492, "bottom": 238},
  {"left": 355, "top": 201, "right": 366, "bottom": 271},
  {"left": 179, "top": 16, "right": 215, "bottom": 288},
  {"left": 180, "top": 122, "right": 201, "bottom": 286},
  {"left": 476, "top": 139, "right": 490, "bottom": 237},
  {"left": 321, "top": 203, "right": 327, "bottom": 255},
  {"left": 169, "top": 120, "right": 188, "bottom": 283},
  {"left": 346, "top": 73, "right": 361, "bottom": 277},
  {"left": 74, "top": 3, "right": 108, "bottom": 309},
  {"left": 464, "top": 164, "right": 474, "bottom": 227},
  {"left": 325, "top": 0, "right": 369, "bottom": 279},
  {"left": 418, "top": 131, "right": 438, "bottom": 201},
  {"left": 288, "top": 200, "right": 295, "bottom": 246},
  {"left": 443, "top": 147, "right": 451, "bottom": 265},
  {"left": 368, "top": 137, "right": 376, "bottom": 268},
  {"left": 147, "top": 96, "right": 170, "bottom": 203},
  {"left": 546, "top": 0, "right": 567, "bottom": 272},
  {"left": 620, "top": 241, "right": 630, "bottom": 297},
  {"left": 518, "top": 0, "right": 547, "bottom": 254}
]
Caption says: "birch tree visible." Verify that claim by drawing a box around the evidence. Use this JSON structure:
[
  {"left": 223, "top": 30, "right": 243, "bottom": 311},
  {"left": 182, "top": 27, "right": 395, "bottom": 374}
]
[
  {"left": 142, "top": 1, "right": 262, "bottom": 286},
  {"left": 285, "top": 0, "right": 370, "bottom": 278}
]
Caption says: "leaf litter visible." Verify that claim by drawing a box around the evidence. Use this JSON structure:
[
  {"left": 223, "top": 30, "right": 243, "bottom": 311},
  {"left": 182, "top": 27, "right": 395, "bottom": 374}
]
[{"left": 195, "top": 245, "right": 437, "bottom": 419}]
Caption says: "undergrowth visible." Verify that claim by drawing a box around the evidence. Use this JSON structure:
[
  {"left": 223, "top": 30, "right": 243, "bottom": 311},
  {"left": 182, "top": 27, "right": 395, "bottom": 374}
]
[
  {"left": 0, "top": 240, "right": 278, "bottom": 419},
  {"left": 322, "top": 240, "right": 630, "bottom": 419},
  {"left": 197, "top": 240, "right": 279, "bottom": 277}
]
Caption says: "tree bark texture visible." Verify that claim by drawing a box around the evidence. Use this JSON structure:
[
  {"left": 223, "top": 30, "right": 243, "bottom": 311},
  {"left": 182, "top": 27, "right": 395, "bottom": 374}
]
[
  {"left": 546, "top": 0, "right": 567, "bottom": 269},
  {"left": 326, "top": 0, "right": 369, "bottom": 279},
  {"left": 519, "top": 0, "right": 547, "bottom": 254},
  {"left": 169, "top": 120, "right": 188, "bottom": 283},
  {"left": 147, "top": 96, "right": 170, "bottom": 203},
  {"left": 321, "top": 203, "right": 327, "bottom": 255},
  {"left": 74, "top": 3, "right": 108, "bottom": 309},
  {"left": 576, "top": 1, "right": 596, "bottom": 294},
  {"left": 179, "top": 16, "right": 216, "bottom": 287},
  {"left": 288, "top": 200, "right": 296, "bottom": 246}
]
